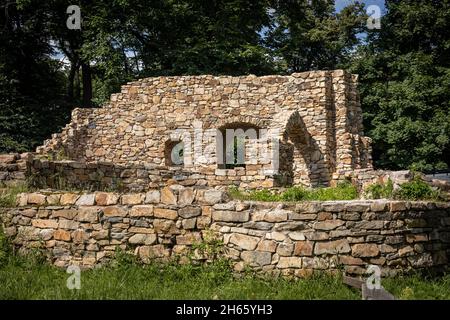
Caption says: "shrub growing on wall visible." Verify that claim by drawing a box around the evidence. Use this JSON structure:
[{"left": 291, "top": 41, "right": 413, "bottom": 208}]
[{"left": 396, "top": 178, "right": 441, "bottom": 201}]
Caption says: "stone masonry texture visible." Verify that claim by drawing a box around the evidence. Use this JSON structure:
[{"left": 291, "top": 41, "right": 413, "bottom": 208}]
[
  {"left": 36, "top": 70, "right": 372, "bottom": 188},
  {"left": 2, "top": 187, "right": 449, "bottom": 277}
]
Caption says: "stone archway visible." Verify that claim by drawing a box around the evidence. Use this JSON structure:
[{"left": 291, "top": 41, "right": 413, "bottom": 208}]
[
  {"left": 213, "top": 115, "right": 270, "bottom": 130},
  {"left": 273, "top": 111, "right": 329, "bottom": 187}
]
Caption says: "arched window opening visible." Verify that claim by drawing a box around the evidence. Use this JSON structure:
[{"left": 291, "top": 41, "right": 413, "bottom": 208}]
[{"left": 165, "top": 140, "right": 184, "bottom": 166}]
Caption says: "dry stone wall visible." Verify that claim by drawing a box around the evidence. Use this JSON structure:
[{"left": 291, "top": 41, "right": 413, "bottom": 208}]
[
  {"left": 27, "top": 158, "right": 277, "bottom": 191},
  {"left": 36, "top": 70, "right": 372, "bottom": 187},
  {"left": 0, "top": 153, "right": 30, "bottom": 187},
  {"left": 2, "top": 186, "right": 449, "bottom": 277}
]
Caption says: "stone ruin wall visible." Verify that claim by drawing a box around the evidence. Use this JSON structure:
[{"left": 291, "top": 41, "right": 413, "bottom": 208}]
[
  {"left": 2, "top": 186, "right": 449, "bottom": 277},
  {"left": 36, "top": 70, "right": 372, "bottom": 188},
  {"left": 0, "top": 153, "right": 29, "bottom": 187}
]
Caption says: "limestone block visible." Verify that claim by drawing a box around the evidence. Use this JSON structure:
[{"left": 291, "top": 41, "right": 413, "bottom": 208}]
[
  {"left": 277, "top": 257, "right": 302, "bottom": 269},
  {"left": 27, "top": 193, "right": 46, "bottom": 205},
  {"left": 144, "top": 190, "right": 161, "bottom": 204},
  {"left": 352, "top": 243, "right": 380, "bottom": 257},
  {"left": 212, "top": 210, "right": 249, "bottom": 222},
  {"left": 314, "top": 239, "right": 350, "bottom": 255},
  {"left": 229, "top": 233, "right": 260, "bottom": 250},
  {"left": 76, "top": 194, "right": 96, "bottom": 206},
  {"left": 95, "top": 192, "right": 119, "bottom": 206},
  {"left": 241, "top": 251, "right": 272, "bottom": 266}
]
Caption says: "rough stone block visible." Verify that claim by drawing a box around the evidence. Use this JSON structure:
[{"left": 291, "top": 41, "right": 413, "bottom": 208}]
[
  {"left": 46, "top": 194, "right": 61, "bottom": 205},
  {"left": 276, "top": 243, "right": 294, "bottom": 256},
  {"left": 263, "top": 208, "right": 290, "bottom": 222},
  {"left": 241, "top": 251, "right": 272, "bottom": 266},
  {"left": 72, "top": 230, "right": 89, "bottom": 243},
  {"left": 130, "top": 205, "right": 154, "bottom": 217},
  {"left": 21, "top": 208, "right": 37, "bottom": 218},
  {"left": 154, "top": 208, "right": 178, "bottom": 220},
  {"left": 176, "top": 232, "right": 202, "bottom": 245},
  {"left": 129, "top": 233, "right": 157, "bottom": 245},
  {"left": 288, "top": 232, "right": 306, "bottom": 241},
  {"left": 202, "top": 190, "right": 224, "bottom": 204},
  {"left": 31, "top": 219, "right": 58, "bottom": 229},
  {"left": 178, "top": 188, "right": 195, "bottom": 206},
  {"left": 256, "top": 240, "right": 277, "bottom": 252},
  {"left": 60, "top": 193, "right": 80, "bottom": 205},
  {"left": 58, "top": 219, "right": 79, "bottom": 230},
  {"left": 352, "top": 243, "right": 380, "bottom": 257},
  {"left": 182, "top": 218, "right": 197, "bottom": 229},
  {"left": 144, "top": 190, "right": 160, "bottom": 204},
  {"left": 295, "top": 202, "right": 321, "bottom": 214},
  {"left": 53, "top": 229, "right": 71, "bottom": 241},
  {"left": 294, "top": 241, "right": 313, "bottom": 256},
  {"left": 77, "top": 207, "right": 100, "bottom": 222},
  {"left": 314, "top": 239, "right": 350, "bottom": 255},
  {"left": 95, "top": 192, "right": 119, "bottom": 206},
  {"left": 212, "top": 210, "right": 249, "bottom": 222},
  {"left": 53, "top": 209, "right": 77, "bottom": 219},
  {"left": 277, "top": 257, "right": 302, "bottom": 269},
  {"left": 138, "top": 245, "right": 170, "bottom": 259},
  {"left": 389, "top": 201, "right": 408, "bottom": 212},
  {"left": 370, "top": 200, "right": 387, "bottom": 212},
  {"left": 338, "top": 255, "right": 364, "bottom": 266},
  {"left": 313, "top": 219, "right": 345, "bottom": 231},
  {"left": 76, "top": 194, "right": 96, "bottom": 206},
  {"left": 178, "top": 206, "right": 201, "bottom": 218},
  {"left": 27, "top": 193, "right": 46, "bottom": 205},
  {"left": 121, "top": 194, "right": 144, "bottom": 205},
  {"left": 103, "top": 206, "right": 128, "bottom": 217},
  {"left": 161, "top": 187, "right": 177, "bottom": 205},
  {"left": 229, "top": 233, "right": 260, "bottom": 250}
]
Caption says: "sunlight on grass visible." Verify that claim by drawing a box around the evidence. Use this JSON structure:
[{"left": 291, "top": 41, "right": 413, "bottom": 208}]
[{"left": 228, "top": 182, "right": 358, "bottom": 202}]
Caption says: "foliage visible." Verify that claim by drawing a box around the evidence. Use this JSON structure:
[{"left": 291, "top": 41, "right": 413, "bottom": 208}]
[
  {"left": 109, "top": 247, "right": 141, "bottom": 268},
  {"left": 365, "top": 179, "right": 394, "bottom": 199},
  {"left": 0, "top": 245, "right": 360, "bottom": 299},
  {"left": 1, "top": 239, "right": 450, "bottom": 299},
  {"left": 0, "top": 226, "right": 10, "bottom": 266},
  {"left": 280, "top": 187, "right": 309, "bottom": 201},
  {"left": 1, "top": 1, "right": 449, "bottom": 172},
  {"left": 265, "top": 0, "right": 366, "bottom": 72},
  {"left": 302, "top": 183, "right": 358, "bottom": 201},
  {"left": 350, "top": 0, "right": 450, "bottom": 171},
  {"left": 0, "top": 183, "right": 28, "bottom": 208},
  {"left": 365, "top": 176, "right": 443, "bottom": 201},
  {"left": 395, "top": 177, "right": 441, "bottom": 201},
  {"left": 383, "top": 272, "right": 450, "bottom": 300},
  {"left": 191, "top": 229, "right": 224, "bottom": 263},
  {"left": 0, "top": 1, "right": 71, "bottom": 153},
  {"left": 228, "top": 182, "right": 358, "bottom": 202}
]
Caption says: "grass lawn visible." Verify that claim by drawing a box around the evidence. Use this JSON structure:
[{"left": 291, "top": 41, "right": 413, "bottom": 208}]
[{"left": 1, "top": 253, "right": 449, "bottom": 300}]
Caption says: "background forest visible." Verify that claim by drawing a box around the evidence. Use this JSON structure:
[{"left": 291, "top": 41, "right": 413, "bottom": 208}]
[{"left": 0, "top": 0, "right": 449, "bottom": 171}]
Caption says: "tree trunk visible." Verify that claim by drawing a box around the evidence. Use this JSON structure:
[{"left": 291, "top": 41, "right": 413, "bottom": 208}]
[
  {"left": 74, "top": 67, "right": 81, "bottom": 101},
  {"left": 121, "top": 47, "right": 129, "bottom": 76},
  {"left": 81, "top": 62, "right": 92, "bottom": 107},
  {"left": 67, "top": 62, "right": 79, "bottom": 100}
]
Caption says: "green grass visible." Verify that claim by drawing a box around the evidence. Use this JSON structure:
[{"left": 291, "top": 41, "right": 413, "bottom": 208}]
[
  {"left": 229, "top": 178, "right": 444, "bottom": 203},
  {"left": 1, "top": 229, "right": 449, "bottom": 300},
  {"left": 1, "top": 252, "right": 450, "bottom": 300},
  {"left": 365, "top": 176, "right": 444, "bottom": 201},
  {"left": 229, "top": 183, "right": 358, "bottom": 202},
  {"left": 0, "top": 253, "right": 360, "bottom": 300},
  {"left": 365, "top": 179, "right": 394, "bottom": 199},
  {"left": 396, "top": 178, "right": 442, "bottom": 201},
  {"left": 0, "top": 183, "right": 28, "bottom": 207},
  {"left": 383, "top": 273, "right": 450, "bottom": 300}
]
